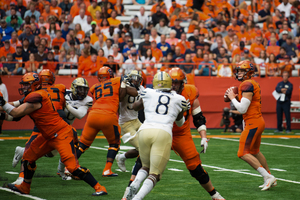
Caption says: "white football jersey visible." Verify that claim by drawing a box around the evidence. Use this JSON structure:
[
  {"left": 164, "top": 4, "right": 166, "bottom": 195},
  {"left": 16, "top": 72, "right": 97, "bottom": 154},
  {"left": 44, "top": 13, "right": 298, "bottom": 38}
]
[
  {"left": 64, "top": 89, "right": 93, "bottom": 124},
  {"left": 138, "top": 88, "right": 185, "bottom": 136}
]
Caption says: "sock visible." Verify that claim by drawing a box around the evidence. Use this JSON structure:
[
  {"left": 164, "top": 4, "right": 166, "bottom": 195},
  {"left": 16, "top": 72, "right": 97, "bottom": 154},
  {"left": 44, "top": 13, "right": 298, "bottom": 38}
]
[
  {"left": 19, "top": 171, "right": 24, "bottom": 178},
  {"left": 76, "top": 148, "right": 83, "bottom": 159},
  {"left": 120, "top": 153, "right": 126, "bottom": 159},
  {"left": 128, "top": 179, "right": 134, "bottom": 187},
  {"left": 83, "top": 172, "right": 98, "bottom": 188},
  {"left": 104, "top": 161, "right": 113, "bottom": 171},
  {"left": 134, "top": 178, "right": 154, "bottom": 199},
  {"left": 131, "top": 169, "right": 148, "bottom": 189},
  {"left": 57, "top": 159, "right": 65, "bottom": 172},
  {"left": 208, "top": 188, "right": 216, "bottom": 196},
  {"left": 257, "top": 166, "right": 270, "bottom": 178}
]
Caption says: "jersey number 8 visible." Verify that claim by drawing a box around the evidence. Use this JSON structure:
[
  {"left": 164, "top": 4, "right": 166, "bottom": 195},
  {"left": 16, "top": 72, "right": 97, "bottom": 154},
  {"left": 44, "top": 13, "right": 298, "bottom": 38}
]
[{"left": 155, "top": 95, "right": 170, "bottom": 115}]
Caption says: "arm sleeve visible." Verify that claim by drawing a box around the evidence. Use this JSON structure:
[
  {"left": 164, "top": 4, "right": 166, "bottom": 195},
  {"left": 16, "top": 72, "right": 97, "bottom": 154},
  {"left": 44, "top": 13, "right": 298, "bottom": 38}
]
[
  {"left": 3, "top": 84, "right": 8, "bottom": 102},
  {"left": 231, "top": 97, "right": 251, "bottom": 114},
  {"left": 66, "top": 104, "right": 89, "bottom": 119}
]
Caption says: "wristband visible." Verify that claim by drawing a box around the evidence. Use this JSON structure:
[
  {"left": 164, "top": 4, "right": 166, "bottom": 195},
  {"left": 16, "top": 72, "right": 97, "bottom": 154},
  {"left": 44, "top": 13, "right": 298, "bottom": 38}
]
[
  {"left": 121, "top": 82, "right": 127, "bottom": 88},
  {"left": 3, "top": 103, "right": 15, "bottom": 114}
]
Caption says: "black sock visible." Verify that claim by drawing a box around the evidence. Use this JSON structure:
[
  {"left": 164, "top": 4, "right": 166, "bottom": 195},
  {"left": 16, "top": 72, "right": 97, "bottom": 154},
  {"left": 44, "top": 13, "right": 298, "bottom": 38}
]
[{"left": 209, "top": 188, "right": 216, "bottom": 196}]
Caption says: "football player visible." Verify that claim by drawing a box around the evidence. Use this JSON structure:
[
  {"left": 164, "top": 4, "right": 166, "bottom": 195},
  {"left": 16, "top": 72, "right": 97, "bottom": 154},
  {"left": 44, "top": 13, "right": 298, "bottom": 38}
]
[
  {"left": 2, "top": 73, "right": 107, "bottom": 196},
  {"left": 57, "top": 77, "right": 93, "bottom": 178},
  {"left": 76, "top": 67, "right": 137, "bottom": 177},
  {"left": 227, "top": 61, "right": 277, "bottom": 191},
  {"left": 169, "top": 67, "right": 225, "bottom": 200},
  {"left": 126, "top": 71, "right": 189, "bottom": 200},
  {"left": 11, "top": 69, "right": 71, "bottom": 184},
  {"left": 116, "top": 70, "right": 144, "bottom": 199}
]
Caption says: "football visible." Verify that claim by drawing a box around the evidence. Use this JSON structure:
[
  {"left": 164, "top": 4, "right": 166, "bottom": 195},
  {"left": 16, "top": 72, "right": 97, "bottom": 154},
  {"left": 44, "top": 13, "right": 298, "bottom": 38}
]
[{"left": 224, "top": 86, "right": 238, "bottom": 102}]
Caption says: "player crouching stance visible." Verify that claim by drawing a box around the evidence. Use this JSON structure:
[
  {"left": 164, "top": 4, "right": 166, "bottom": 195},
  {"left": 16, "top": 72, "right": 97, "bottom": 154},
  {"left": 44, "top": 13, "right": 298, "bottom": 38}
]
[
  {"left": 227, "top": 61, "right": 277, "bottom": 191},
  {"left": 2, "top": 73, "right": 107, "bottom": 196},
  {"left": 169, "top": 67, "right": 225, "bottom": 200},
  {"left": 126, "top": 72, "right": 189, "bottom": 200}
]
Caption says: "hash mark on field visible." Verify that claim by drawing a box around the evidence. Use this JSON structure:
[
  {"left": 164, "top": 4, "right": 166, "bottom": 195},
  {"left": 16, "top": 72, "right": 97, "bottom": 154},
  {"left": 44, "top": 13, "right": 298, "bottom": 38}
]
[
  {"left": 168, "top": 168, "right": 183, "bottom": 172},
  {"left": 213, "top": 169, "right": 250, "bottom": 172},
  {"left": 0, "top": 187, "right": 46, "bottom": 200},
  {"left": 270, "top": 168, "right": 287, "bottom": 172},
  {"left": 115, "top": 169, "right": 130, "bottom": 172},
  {"left": 5, "top": 171, "right": 19, "bottom": 175},
  {"left": 0, "top": 139, "right": 4, "bottom": 141},
  {"left": 279, "top": 137, "right": 290, "bottom": 139},
  {"left": 213, "top": 137, "right": 300, "bottom": 149}
]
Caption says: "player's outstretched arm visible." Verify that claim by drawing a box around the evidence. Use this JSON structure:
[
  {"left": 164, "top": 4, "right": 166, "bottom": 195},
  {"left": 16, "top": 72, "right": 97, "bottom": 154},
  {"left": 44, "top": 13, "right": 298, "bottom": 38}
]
[
  {"left": 5, "top": 102, "right": 41, "bottom": 118},
  {"left": 133, "top": 98, "right": 144, "bottom": 111},
  {"left": 65, "top": 102, "right": 89, "bottom": 119}
]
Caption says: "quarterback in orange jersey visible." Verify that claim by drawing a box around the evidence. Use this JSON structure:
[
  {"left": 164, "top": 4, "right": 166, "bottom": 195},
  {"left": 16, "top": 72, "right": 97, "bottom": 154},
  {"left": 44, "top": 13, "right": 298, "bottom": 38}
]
[
  {"left": 2, "top": 73, "right": 107, "bottom": 196},
  {"left": 169, "top": 68, "right": 225, "bottom": 200},
  {"left": 76, "top": 67, "right": 137, "bottom": 177},
  {"left": 11, "top": 69, "right": 71, "bottom": 184},
  {"left": 227, "top": 61, "right": 277, "bottom": 191}
]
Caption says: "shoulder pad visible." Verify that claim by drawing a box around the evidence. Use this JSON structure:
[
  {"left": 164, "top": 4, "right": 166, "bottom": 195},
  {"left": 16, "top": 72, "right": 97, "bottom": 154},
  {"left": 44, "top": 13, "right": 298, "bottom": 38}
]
[{"left": 24, "top": 92, "right": 43, "bottom": 103}]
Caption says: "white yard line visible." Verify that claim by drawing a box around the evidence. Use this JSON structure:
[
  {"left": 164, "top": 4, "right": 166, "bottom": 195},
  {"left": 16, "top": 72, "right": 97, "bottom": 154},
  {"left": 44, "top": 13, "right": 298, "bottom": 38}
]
[
  {"left": 0, "top": 187, "right": 46, "bottom": 200},
  {"left": 168, "top": 168, "right": 183, "bottom": 172},
  {"left": 213, "top": 137, "right": 300, "bottom": 149}
]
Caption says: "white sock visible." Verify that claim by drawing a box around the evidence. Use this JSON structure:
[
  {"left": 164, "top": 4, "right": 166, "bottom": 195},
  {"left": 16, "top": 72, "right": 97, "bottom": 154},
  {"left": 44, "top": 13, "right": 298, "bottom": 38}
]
[
  {"left": 57, "top": 159, "right": 65, "bottom": 172},
  {"left": 120, "top": 153, "right": 126, "bottom": 160},
  {"left": 257, "top": 166, "right": 270, "bottom": 178},
  {"left": 131, "top": 169, "right": 148, "bottom": 189},
  {"left": 134, "top": 178, "right": 154, "bottom": 200}
]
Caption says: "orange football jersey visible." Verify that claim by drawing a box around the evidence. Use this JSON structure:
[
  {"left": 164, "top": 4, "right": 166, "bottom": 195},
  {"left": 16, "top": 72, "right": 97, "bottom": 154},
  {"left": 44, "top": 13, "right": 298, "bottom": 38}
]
[
  {"left": 90, "top": 77, "right": 121, "bottom": 114},
  {"left": 238, "top": 79, "right": 262, "bottom": 121},
  {"left": 42, "top": 84, "right": 66, "bottom": 111},
  {"left": 173, "top": 84, "right": 199, "bottom": 135},
  {"left": 24, "top": 90, "right": 71, "bottom": 140}
]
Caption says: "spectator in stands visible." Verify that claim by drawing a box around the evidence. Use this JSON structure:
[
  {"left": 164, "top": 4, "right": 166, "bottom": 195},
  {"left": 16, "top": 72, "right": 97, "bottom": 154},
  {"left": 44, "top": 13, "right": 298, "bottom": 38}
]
[
  {"left": 73, "top": 9, "right": 88, "bottom": 31},
  {"left": 155, "top": 18, "right": 169, "bottom": 36},
  {"left": 25, "top": 53, "right": 38, "bottom": 73},
  {"left": 21, "top": 38, "right": 31, "bottom": 55},
  {"left": 122, "top": 39, "right": 135, "bottom": 58},
  {"left": 275, "top": 71, "right": 293, "bottom": 133},
  {"left": 152, "top": 5, "right": 169, "bottom": 26},
  {"left": 277, "top": 0, "right": 292, "bottom": 18},
  {"left": 217, "top": 47, "right": 230, "bottom": 63},
  {"left": 44, "top": 52, "right": 59, "bottom": 74},
  {"left": 150, "top": 28, "right": 161, "bottom": 44},
  {"left": 266, "top": 37, "right": 280, "bottom": 57},
  {"left": 0, "top": 40, "right": 16, "bottom": 57},
  {"left": 157, "top": 34, "right": 171, "bottom": 58},
  {"left": 216, "top": 58, "right": 233, "bottom": 77},
  {"left": 122, "top": 52, "right": 142, "bottom": 75},
  {"left": 107, "top": 10, "right": 121, "bottom": 28},
  {"left": 171, "top": 18, "right": 184, "bottom": 39},
  {"left": 16, "top": 0, "right": 27, "bottom": 18},
  {"left": 34, "top": 44, "right": 48, "bottom": 68},
  {"left": 42, "top": 4, "right": 57, "bottom": 22},
  {"left": 278, "top": 30, "right": 288, "bottom": 46},
  {"left": 176, "top": 33, "right": 190, "bottom": 55},
  {"left": 24, "top": 3, "right": 40, "bottom": 22},
  {"left": 137, "top": 7, "right": 148, "bottom": 29},
  {"left": 130, "top": 15, "right": 143, "bottom": 39},
  {"left": 62, "top": 35, "right": 76, "bottom": 52},
  {"left": 278, "top": 55, "right": 295, "bottom": 77},
  {"left": 282, "top": 35, "right": 299, "bottom": 58},
  {"left": 78, "top": 53, "right": 100, "bottom": 77},
  {"left": 93, "top": 34, "right": 106, "bottom": 51},
  {"left": 139, "top": 33, "right": 151, "bottom": 57},
  {"left": 104, "top": 55, "right": 119, "bottom": 75},
  {"left": 192, "top": 48, "right": 204, "bottom": 64},
  {"left": 180, "top": 53, "right": 195, "bottom": 74},
  {"left": 9, "top": 32, "right": 21, "bottom": 51},
  {"left": 212, "top": 38, "right": 226, "bottom": 56},
  {"left": 258, "top": 2, "right": 271, "bottom": 23},
  {"left": 29, "top": 35, "right": 41, "bottom": 53},
  {"left": 13, "top": 43, "right": 28, "bottom": 64},
  {"left": 51, "top": 30, "right": 65, "bottom": 49},
  {"left": 0, "top": 19, "right": 14, "bottom": 42},
  {"left": 151, "top": 40, "right": 163, "bottom": 62},
  {"left": 133, "top": 0, "right": 151, "bottom": 5},
  {"left": 165, "top": 30, "right": 179, "bottom": 46},
  {"left": 173, "top": 46, "right": 184, "bottom": 63},
  {"left": 250, "top": 36, "right": 265, "bottom": 58},
  {"left": 3, "top": 53, "right": 21, "bottom": 75},
  {"left": 59, "top": 0, "right": 73, "bottom": 13},
  {"left": 103, "top": 39, "right": 113, "bottom": 57},
  {"left": 30, "top": 23, "right": 40, "bottom": 36},
  {"left": 266, "top": 53, "right": 279, "bottom": 77},
  {"left": 141, "top": 48, "right": 156, "bottom": 69},
  {"left": 82, "top": 39, "right": 98, "bottom": 56},
  {"left": 19, "top": 25, "right": 35, "bottom": 44},
  {"left": 232, "top": 41, "right": 247, "bottom": 59},
  {"left": 6, "top": 14, "right": 22, "bottom": 32},
  {"left": 50, "top": 0, "right": 62, "bottom": 18},
  {"left": 197, "top": 53, "right": 216, "bottom": 76},
  {"left": 88, "top": 0, "right": 101, "bottom": 20},
  {"left": 66, "top": 48, "right": 78, "bottom": 69},
  {"left": 61, "top": 21, "right": 71, "bottom": 40},
  {"left": 224, "top": 28, "right": 234, "bottom": 50},
  {"left": 185, "top": 40, "right": 197, "bottom": 58},
  {"left": 141, "top": 21, "right": 153, "bottom": 37},
  {"left": 276, "top": 47, "right": 289, "bottom": 62},
  {"left": 216, "top": 23, "right": 228, "bottom": 38}
]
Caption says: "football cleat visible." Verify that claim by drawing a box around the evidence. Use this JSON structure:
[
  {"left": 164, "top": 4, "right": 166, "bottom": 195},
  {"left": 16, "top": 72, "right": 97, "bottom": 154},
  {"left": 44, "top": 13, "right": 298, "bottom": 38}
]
[
  {"left": 102, "top": 169, "right": 118, "bottom": 177},
  {"left": 92, "top": 185, "right": 108, "bottom": 196},
  {"left": 122, "top": 187, "right": 130, "bottom": 200},
  {"left": 211, "top": 192, "right": 226, "bottom": 200},
  {"left": 116, "top": 154, "right": 126, "bottom": 172},
  {"left": 12, "top": 146, "right": 25, "bottom": 168},
  {"left": 259, "top": 179, "right": 277, "bottom": 188},
  {"left": 11, "top": 177, "right": 24, "bottom": 185},
  {"left": 261, "top": 176, "right": 277, "bottom": 191},
  {"left": 126, "top": 185, "right": 138, "bottom": 200},
  {"left": 7, "top": 182, "right": 30, "bottom": 194}
]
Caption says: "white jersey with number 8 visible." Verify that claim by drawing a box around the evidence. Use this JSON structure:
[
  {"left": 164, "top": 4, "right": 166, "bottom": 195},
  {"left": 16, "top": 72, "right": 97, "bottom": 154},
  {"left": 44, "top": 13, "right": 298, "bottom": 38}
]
[{"left": 138, "top": 88, "right": 185, "bottom": 136}]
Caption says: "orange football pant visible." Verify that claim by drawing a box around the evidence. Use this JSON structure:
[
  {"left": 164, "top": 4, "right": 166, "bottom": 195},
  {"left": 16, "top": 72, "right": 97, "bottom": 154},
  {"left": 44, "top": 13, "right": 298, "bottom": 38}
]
[{"left": 237, "top": 117, "right": 265, "bottom": 157}]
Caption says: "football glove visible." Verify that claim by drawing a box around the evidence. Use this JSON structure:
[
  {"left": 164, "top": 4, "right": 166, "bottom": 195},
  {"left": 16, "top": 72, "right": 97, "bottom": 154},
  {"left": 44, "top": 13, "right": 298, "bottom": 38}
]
[
  {"left": 123, "top": 74, "right": 131, "bottom": 84},
  {"left": 200, "top": 138, "right": 209, "bottom": 153},
  {"left": 0, "top": 92, "right": 6, "bottom": 107},
  {"left": 181, "top": 99, "right": 190, "bottom": 112}
]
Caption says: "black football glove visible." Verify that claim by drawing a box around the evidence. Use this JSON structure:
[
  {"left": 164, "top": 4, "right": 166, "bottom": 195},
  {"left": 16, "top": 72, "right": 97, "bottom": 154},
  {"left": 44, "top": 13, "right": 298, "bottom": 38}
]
[{"left": 0, "top": 95, "right": 6, "bottom": 107}]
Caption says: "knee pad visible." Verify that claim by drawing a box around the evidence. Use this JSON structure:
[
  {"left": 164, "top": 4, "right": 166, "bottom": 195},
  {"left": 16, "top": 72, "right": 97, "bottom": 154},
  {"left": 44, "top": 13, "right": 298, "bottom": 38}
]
[
  {"left": 78, "top": 142, "right": 89, "bottom": 153},
  {"left": 108, "top": 144, "right": 120, "bottom": 151},
  {"left": 71, "top": 167, "right": 90, "bottom": 180},
  {"left": 189, "top": 164, "right": 210, "bottom": 184}
]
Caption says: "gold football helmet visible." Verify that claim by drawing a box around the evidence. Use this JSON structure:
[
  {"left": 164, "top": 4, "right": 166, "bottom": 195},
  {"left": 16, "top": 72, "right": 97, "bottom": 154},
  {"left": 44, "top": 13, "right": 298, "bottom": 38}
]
[
  {"left": 152, "top": 71, "right": 172, "bottom": 91},
  {"left": 128, "top": 70, "right": 143, "bottom": 89},
  {"left": 71, "top": 77, "right": 89, "bottom": 100}
]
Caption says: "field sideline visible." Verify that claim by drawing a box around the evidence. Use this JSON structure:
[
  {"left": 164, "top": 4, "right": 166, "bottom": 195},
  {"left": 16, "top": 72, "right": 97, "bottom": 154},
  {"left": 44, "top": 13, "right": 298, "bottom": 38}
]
[{"left": 1, "top": 129, "right": 300, "bottom": 200}]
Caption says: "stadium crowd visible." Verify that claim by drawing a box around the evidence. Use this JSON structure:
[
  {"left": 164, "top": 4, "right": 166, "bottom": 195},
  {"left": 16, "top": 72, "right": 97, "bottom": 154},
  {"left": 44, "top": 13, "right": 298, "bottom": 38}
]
[{"left": 0, "top": 0, "right": 299, "bottom": 79}]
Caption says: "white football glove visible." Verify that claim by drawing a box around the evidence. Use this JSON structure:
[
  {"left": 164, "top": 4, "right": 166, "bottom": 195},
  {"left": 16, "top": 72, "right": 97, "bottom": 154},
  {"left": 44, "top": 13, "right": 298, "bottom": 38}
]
[
  {"left": 200, "top": 138, "right": 209, "bottom": 153},
  {"left": 181, "top": 99, "right": 190, "bottom": 112}
]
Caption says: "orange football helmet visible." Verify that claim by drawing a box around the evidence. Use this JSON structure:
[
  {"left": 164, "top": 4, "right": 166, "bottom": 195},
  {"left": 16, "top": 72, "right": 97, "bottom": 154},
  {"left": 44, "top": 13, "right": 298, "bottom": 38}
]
[
  {"left": 98, "top": 67, "right": 114, "bottom": 82},
  {"left": 168, "top": 67, "right": 186, "bottom": 93},
  {"left": 19, "top": 73, "right": 42, "bottom": 96},
  {"left": 235, "top": 60, "right": 255, "bottom": 81},
  {"left": 39, "top": 69, "right": 55, "bottom": 85}
]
